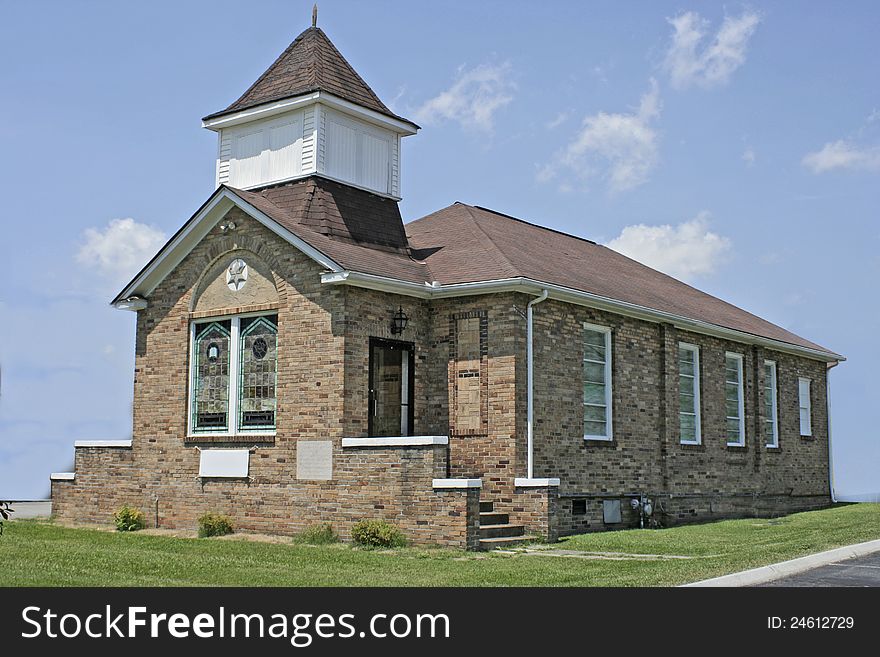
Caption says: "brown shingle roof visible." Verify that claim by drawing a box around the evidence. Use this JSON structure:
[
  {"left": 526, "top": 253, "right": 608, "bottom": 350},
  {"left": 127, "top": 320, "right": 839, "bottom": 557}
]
[
  {"left": 405, "top": 203, "right": 833, "bottom": 354},
  {"left": 227, "top": 179, "right": 429, "bottom": 283},
  {"left": 222, "top": 186, "right": 833, "bottom": 356},
  {"left": 203, "top": 27, "right": 414, "bottom": 125}
]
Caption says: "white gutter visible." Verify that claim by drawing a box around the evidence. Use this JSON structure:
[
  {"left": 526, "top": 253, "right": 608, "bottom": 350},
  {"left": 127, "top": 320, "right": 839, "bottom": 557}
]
[
  {"left": 827, "top": 362, "right": 838, "bottom": 503},
  {"left": 526, "top": 289, "right": 549, "bottom": 479},
  {"left": 321, "top": 271, "right": 845, "bottom": 364}
]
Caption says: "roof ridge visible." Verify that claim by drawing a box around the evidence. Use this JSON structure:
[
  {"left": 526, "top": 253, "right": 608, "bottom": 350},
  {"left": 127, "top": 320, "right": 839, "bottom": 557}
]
[
  {"left": 458, "top": 204, "right": 520, "bottom": 279},
  {"left": 471, "top": 204, "right": 597, "bottom": 246},
  {"left": 222, "top": 27, "right": 313, "bottom": 117},
  {"left": 312, "top": 28, "right": 389, "bottom": 112}
]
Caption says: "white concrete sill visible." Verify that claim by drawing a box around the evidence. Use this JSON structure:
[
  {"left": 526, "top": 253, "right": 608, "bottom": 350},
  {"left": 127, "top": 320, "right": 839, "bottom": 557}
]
[
  {"left": 514, "top": 477, "right": 561, "bottom": 487},
  {"left": 342, "top": 436, "right": 448, "bottom": 448},
  {"left": 50, "top": 473, "right": 76, "bottom": 481},
  {"left": 432, "top": 478, "right": 482, "bottom": 489},
  {"left": 74, "top": 440, "right": 133, "bottom": 448}
]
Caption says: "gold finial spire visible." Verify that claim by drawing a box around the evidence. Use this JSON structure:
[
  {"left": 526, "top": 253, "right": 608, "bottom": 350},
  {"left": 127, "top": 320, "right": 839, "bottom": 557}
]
[{"left": 312, "top": 3, "right": 318, "bottom": 27}]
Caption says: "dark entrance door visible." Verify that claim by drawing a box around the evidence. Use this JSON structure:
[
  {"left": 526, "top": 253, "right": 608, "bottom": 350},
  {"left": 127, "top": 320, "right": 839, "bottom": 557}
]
[{"left": 369, "top": 338, "right": 414, "bottom": 437}]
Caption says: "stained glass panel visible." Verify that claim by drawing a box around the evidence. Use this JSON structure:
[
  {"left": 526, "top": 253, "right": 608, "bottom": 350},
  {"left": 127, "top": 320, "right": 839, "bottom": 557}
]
[
  {"left": 239, "top": 315, "right": 277, "bottom": 429},
  {"left": 193, "top": 321, "right": 231, "bottom": 431}
]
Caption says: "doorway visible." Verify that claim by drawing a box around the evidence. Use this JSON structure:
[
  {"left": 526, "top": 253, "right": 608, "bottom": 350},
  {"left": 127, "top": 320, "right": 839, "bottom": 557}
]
[{"left": 368, "top": 338, "right": 414, "bottom": 437}]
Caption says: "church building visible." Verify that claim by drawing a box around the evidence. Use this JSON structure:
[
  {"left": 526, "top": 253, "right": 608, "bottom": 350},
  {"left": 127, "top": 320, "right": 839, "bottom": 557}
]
[{"left": 51, "top": 18, "right": 843, "bottom": 549}]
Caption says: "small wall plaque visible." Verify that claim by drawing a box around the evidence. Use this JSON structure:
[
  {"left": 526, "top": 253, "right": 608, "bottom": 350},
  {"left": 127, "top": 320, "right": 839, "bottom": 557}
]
[{"left": 296, "top": 441, "right": 333, "bottom": 480}]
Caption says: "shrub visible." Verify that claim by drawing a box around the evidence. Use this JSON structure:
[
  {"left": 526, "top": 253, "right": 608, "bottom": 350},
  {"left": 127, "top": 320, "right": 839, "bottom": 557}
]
[
  {"left": 114, "top": 505, "right": 145, "bottom": 532},
  {"left": 198, "top": 513, "right": 233, "bottom": 538},
  {"left": 351, "top": 519, "right": 406, "bottom": 549},
  {"left": 294, "top": 523, "right": 339, "bottom": 545}
]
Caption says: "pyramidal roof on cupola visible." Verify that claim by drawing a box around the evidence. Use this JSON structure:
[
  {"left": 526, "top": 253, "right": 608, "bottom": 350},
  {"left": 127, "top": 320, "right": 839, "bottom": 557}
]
[{"left": 203, "top": 26, "right": 415, "bottom": 126}]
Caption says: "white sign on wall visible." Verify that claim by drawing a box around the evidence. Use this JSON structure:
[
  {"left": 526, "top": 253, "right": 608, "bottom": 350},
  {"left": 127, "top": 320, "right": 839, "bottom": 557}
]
[{"left": 199, "top": 449, "right": 250, "bottom": 478}]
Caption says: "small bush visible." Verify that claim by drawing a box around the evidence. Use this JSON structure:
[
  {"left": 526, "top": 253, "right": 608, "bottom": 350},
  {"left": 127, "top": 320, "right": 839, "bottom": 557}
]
[
  {"left": 114, "top": 505, "right": 145, "bottom": 532},
  {"left": 294, "top": 523, "right": 339, "bottom": 545},
  {"left": 351, "top": 519, "right": 407, "bottom": 549},
  {"left": 198, "top": 513, "right": 234, "bottom": 538}
]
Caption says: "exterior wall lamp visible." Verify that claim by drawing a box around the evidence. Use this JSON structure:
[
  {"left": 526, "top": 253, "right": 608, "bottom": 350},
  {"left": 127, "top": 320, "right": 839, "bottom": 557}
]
[{"left": 390, "top": 306, "right": 408, "bottom": 335}]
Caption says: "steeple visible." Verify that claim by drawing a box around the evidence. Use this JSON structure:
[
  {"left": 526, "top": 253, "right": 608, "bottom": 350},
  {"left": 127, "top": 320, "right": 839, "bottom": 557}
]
[{"left": 202, "top": 22, "right": 418, "bottom": 198}]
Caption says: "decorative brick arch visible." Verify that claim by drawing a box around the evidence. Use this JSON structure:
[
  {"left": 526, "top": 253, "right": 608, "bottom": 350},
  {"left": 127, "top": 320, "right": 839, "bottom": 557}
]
[{"left": 189, "top": 236, "right": 288, "bottom": 313}]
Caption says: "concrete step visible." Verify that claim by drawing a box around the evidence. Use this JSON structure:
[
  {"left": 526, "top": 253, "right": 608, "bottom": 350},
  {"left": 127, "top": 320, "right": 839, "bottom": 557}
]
[
  {"left": 479, "top": 535, "right": 536, "bottom": 550},
  {"left": 479, "top": 501, "right": 494, "bottom": 513},
  {"left": 479, "top": 511, "right": 509, "bottom": 525},
  {"left": 479, "top": 523, "right": 525, "bottom": 539}
]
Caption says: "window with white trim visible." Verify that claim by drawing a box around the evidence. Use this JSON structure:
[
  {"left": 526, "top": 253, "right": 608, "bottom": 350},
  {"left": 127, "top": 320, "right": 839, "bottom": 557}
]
[
  {"left": 583, "top": 323, "right": 612, "bottom": 440},
  {"left": 678, "top": 343, "right": 701, "bottom": 444},
  {"left": 724, "top": 352, "right": 745, "bottom": 446},
  {"left": 190, "top": 313, "right": 277, "bottom": 435},
  {"left": 764, "top": 361, "right": 779, "bottom": 447},
  {"left": 798, "top": 377, "right": 812, "bottom": 436}
]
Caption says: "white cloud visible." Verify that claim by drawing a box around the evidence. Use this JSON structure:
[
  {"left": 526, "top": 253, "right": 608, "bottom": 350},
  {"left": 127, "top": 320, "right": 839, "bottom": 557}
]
[
  {"left": 663, "top": 11, "right": 761, "bottom": 89},
  {"left": 546, "top": 110, "right": 571, "bottom": 130},
  {"left": 801, "top": 140, "right": 880, "bottom": 173},
  {"left": 539, "top": 80, "right": 661, "bottom": 193},
  {"left": 413, "top": 62, "right": 515, "bottom": 132},
  {"left": 742, "top": 147, "right": 756, "bottom": 166},
  {"left": 605, "top": 212, "right": 731, "bottom": 282},
  {"left": 76, "top": 218, "right": 167, "bottom": 284}
]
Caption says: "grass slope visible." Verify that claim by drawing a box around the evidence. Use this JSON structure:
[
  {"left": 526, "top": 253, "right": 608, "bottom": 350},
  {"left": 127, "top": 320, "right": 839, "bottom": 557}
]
[{"left": 2, "top": 504, "right": 878, "bottom": 587}]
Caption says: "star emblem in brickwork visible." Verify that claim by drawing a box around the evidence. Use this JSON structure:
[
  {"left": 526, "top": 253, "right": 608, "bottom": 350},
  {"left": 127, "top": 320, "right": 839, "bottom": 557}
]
[{"left": 226, "top": 258, "right": 248, "bottom": 291}]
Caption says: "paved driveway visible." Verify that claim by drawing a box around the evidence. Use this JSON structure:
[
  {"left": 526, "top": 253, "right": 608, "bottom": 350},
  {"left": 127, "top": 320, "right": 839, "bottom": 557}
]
[{"left": 758, "top": 552, "right": 880, "bottom": 587}]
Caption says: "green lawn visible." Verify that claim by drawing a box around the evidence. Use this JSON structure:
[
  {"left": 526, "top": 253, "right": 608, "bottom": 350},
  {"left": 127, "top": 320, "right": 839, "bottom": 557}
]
[{"left": 2, "top": 504, "right": 878, "bottom": 586}]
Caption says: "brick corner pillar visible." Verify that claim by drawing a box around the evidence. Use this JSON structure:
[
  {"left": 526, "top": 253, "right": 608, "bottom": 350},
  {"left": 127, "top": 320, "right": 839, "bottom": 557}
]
[{"left": 511, "top": 478, "right": 560, "bottom": 542}]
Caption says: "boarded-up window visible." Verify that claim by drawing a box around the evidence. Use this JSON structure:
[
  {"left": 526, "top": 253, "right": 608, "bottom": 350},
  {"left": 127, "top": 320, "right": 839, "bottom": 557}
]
[{"left": 450, "top": 311, "right": 488, "bottom": 436}]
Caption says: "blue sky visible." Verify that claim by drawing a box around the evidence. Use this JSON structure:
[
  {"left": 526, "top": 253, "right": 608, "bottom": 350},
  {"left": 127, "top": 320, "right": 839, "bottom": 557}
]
[{"left": 1, "top": 1, "right": 877, "bottom": 499}]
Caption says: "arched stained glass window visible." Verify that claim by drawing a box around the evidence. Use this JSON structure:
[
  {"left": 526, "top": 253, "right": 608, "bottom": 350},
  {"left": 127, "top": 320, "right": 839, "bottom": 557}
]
[
  {"left": 239, "top": 315, "right": 277, "bottom": 429},
  {"left": 192, "top": 320, "right": 231, "bottom": 431}
]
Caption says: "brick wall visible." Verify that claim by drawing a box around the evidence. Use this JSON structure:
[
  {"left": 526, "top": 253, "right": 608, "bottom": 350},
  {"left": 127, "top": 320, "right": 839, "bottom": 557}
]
[
  {"left": 52, "top": 208, "right": 479, "bottom": 549},
  {"left": 51, "top": 202, "right": 834, "bottom": 546},
  {"left": 529, "top": 300, "right": 832, "bottom": 535}
]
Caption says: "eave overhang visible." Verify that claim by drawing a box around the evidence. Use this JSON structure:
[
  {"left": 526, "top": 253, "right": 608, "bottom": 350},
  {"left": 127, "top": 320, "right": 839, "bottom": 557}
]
[
  {"left": 202, "top": 91, "right": 419, "bottom": 136},
  {"left": 111, "top": 186, "right": 342, "bottom": 309},
  {"left": 321, "top": 271, "right": 845, "bottom": 364}
]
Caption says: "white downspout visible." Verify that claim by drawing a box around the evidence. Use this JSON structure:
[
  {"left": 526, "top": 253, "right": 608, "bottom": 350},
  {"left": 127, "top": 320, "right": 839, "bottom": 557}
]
[
  {"left": 827, "top": 362, "right": 838, "bottom": 503},
  {"left": 526, "top": 289, "right": 549, "bottom": 479}
]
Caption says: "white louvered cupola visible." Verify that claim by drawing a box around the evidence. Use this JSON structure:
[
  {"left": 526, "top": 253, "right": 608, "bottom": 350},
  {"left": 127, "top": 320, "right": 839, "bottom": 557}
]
[{"left": 201, "top": 26, "right": 418, "bottom": 200}]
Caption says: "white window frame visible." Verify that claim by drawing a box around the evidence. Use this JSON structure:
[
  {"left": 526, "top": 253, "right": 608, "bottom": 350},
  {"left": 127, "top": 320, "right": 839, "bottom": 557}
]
[
  {"left": 188, "top": 311, "right": 278, "bottom": 438},
  {"left": 764, "top": 360, "right": 779, "bottom": 448},
  {"left": 678, "top": 342, "right": 702, "bottom": 445},
  {"left": 583, "top": 322, "right": 613, "bottom": 441},
  {"left": 724, "top": 352, "right": 746, "bottom": 447},
  {"left": 798, "top": 376, "right": 812, "bottom": 437}
]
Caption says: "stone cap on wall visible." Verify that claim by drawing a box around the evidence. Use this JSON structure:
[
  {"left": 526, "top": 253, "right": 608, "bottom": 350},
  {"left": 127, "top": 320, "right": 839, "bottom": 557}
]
[
  {"left": 514, "top": 478, "right": 561, "bottom": 487},
  {"left": 341, "top": 436, "right": 448, "bottom": 448},
  {"left": 74, "top": 440, "right": 133, "bottom": 448},
  {"left": 432, "top": 478, "right": 482, "bottom": 489}
]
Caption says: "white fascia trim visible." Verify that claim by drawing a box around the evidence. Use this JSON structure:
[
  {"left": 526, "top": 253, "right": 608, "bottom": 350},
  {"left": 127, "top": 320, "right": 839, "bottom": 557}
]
[
  {"left": 74, "top": 440, "right": 132, "bottom": 448},
  {"left": 202, "top": 93, "right": 321, "bottom": 130},
  {"left": 320, "top": 272, "right": 844, "bottom": 363},
  {"left": 342, "top": 436, "right": 448, "bottom": 447},
  {"left": 432, "top": 478, "right": 482, "bottom": 489},
  {"left": 201, "top": 92, "right": 418, "bottom": 135},
  {"left": 113, "top": 188, "right": 343, "bottom": 309},
  {"left": 50, "top": 472, "right": 75, "bottom": 481},
  {"left": 318, "top": 93, "right": 419, "bottom": 135},
  {"left": 514, "top": 478, "right": 561, "bottom": 487}
]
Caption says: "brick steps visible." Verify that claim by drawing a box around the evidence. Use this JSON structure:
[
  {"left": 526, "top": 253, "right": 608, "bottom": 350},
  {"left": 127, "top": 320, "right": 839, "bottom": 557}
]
[
  {"left": 479, "top": 511, "right": 509, "bottom": 525},
  {"left": 478, "top": 500, "right": 529, "bottom": 550},
  {"left": 480, "top": 523, "right": 525, "bottom": 539},
  {"left": 478, "top": 535, "right": 535, "bottom": 548}
]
